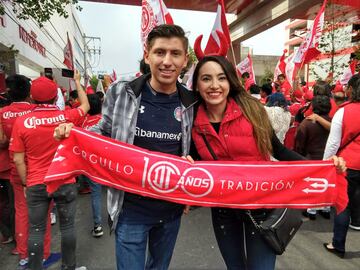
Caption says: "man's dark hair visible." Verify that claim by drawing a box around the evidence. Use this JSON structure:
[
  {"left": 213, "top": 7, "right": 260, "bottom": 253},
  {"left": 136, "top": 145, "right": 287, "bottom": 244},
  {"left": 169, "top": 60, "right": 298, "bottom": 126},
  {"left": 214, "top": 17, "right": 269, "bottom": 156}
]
[
  {"left": 139, "top": 58, "right": 150, "bottom": 74},
  {"left": 313, "top": 80, "right": 331, "bottom": 97},
  {"left": 5, "top": 74, "right": 31, "bottom": 102},
  {"left": 241, "top": 72, "right": 250, "bottom": 79},
  {"left": 87, "top": 94, "right": 102, "bottom": 115},
  {"left": 33, "top": 98, "right": 56, "bottom": 105},
  {"left": 146, "top": 24, "right": 188, "bottom": 52},
  {"left": 95, "top": 91, "right": 104, "bottom": 100},
  {"left": 312, "top": 95, "right": 331, "bottom": 115},
  {"left": 277, "top": 74, "right": 286, "bottom": 80},
  {"left": 249, "top": 84, "right": 260, "bottom": 95},
  {"left": 0, "top": 92, "right": 12, "bottom": 108},
  {"left": 261, "top": 83, "right": 273, "bottom": 96},
  {"left": 69, "top": 90, "right": 78, "bottom": 100}
]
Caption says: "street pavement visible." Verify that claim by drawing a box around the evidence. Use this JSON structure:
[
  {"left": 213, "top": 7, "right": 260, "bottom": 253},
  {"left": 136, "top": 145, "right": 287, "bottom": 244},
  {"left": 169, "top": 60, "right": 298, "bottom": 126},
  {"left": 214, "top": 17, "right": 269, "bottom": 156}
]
[{"left": 1, "top": 190, "right": 360, "bottom": 270}]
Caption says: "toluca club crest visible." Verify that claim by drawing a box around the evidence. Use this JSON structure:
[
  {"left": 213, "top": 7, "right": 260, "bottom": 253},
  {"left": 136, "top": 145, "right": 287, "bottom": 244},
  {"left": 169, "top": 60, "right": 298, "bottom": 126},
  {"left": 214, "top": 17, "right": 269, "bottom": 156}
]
[{"left": 141, "top": 0, "right": 156, "bottom": 45}]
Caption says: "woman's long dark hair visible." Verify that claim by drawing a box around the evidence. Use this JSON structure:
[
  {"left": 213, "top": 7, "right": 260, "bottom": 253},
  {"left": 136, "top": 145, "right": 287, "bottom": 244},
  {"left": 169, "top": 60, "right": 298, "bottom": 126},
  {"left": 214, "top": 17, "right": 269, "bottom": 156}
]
[{"left": 192, "top": 55, "right": 273, "bottom": 157}]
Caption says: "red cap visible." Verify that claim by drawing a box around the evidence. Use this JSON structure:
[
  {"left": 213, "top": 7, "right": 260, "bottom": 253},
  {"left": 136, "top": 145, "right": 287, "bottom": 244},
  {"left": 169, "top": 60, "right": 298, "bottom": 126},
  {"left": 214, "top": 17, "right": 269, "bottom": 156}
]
[
  {"left": 31, "top": 77, "right": 58, "bottom": 102},
  {"left": 304, "top": 90, "right": 314, "bottom": 101},
  {"left": 332, "top": 82, "right": 344, "bottom": 93},
  {"left": 86, "top": 86, "right": 95, "bottom": 95}
]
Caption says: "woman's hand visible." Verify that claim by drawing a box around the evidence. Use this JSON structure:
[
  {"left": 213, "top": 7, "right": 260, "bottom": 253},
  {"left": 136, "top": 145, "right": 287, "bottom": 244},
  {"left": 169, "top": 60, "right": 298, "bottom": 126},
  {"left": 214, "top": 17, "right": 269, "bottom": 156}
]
[
  {"left": 54, "top": 123, "right": 74, "bottom": 141},
  {"left": 329, "top": 155, "right": 346, "bottom": 174}
]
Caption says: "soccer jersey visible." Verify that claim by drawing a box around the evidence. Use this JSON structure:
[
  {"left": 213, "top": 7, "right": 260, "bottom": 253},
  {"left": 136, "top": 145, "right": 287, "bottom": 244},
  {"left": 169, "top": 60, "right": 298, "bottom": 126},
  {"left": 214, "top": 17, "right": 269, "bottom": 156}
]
[
  {"left": 81, "top": 114, "right": 102, "bottom": 130},
  {"left": 122, "top": 82, "right": 184, "bottom": 224},
  {"left": 1, "top": 102, "right": 35, "bottom": 182},
  {"left": 10, "top": 104, "right": 85, "bottom": 187}
]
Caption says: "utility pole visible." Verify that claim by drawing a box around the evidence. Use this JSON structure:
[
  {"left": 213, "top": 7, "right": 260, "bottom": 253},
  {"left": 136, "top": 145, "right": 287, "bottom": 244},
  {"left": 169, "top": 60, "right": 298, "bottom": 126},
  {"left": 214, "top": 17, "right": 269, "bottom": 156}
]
[{"left": 83, "top": 35, "right": 101, "bottom": 86}]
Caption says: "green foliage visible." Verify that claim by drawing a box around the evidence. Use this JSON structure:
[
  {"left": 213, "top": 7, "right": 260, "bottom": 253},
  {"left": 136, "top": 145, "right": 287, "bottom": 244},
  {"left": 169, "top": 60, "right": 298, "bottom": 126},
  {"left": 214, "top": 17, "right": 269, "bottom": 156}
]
[
  {"left": 89, "top": 75, "right": 98, "bottom": 91},
  {"left": 0, "top": 0, "right": 82, "bottom": 27},
  {"left": 259, "top": 68, "right": 274, "bottom": 86}
]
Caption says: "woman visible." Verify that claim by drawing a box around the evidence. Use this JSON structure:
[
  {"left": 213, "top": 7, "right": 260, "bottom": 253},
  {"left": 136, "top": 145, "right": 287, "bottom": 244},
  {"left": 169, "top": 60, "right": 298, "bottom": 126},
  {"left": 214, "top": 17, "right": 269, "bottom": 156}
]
[
  {"left": 190, "top": 55, "right": 345, "bottom": 270},
  {"left": 324, "top": 74, "right": 360, "bottom": 257},
  {"left": 190, "top": 55, "right": 305, "bottom": 270},
  {"left": 265, "top": 92, "right": 291, "bottom": 144}
]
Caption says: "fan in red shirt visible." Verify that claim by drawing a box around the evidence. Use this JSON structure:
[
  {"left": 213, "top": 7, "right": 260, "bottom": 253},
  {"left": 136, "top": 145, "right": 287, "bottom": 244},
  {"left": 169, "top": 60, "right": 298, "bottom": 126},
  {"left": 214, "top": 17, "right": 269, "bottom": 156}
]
[
  {"left": 10, "top": 71, "right": 89, "bottom": 270},
  {"left": 0, "top": 75, "right": 59, "bottom": 268},
  {"left": 277, "top": 74, "right": 292, "bottom": 101}
]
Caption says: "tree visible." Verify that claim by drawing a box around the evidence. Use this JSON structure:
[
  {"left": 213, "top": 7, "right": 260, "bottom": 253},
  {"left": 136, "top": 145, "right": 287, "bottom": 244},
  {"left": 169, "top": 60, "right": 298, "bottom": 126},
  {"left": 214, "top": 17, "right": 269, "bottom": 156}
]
[{"left": 0, "top": 0, "right": 82, "bottom": 27}]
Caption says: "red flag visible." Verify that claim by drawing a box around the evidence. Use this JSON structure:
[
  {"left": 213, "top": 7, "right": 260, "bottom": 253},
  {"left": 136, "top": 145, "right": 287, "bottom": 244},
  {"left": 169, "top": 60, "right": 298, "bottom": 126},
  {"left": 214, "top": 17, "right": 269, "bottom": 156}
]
[
  {"left": 340, "top": 59, "right": 358, "bottom": 85},
  {"left": 293, "top": 0, "right": 327, "bottom": 65},
  {"left": 204, "top": 0, "right": 231, "bottom": 55},
  {"left": 285, "top": 52, "right": 297, "bottom": 84},
  {"left": 141, "top": 0, "right": 174, "bottom": 48},
  {"left": 63, "top": 32, "right": 74, "bottom": 70},
  {"left": 110, "top": 69, "right": 117, "bottom": 83},
  {"left": 236, "top": 53, "right": 256, "bottom": 90},
  {"left": 274, "top": 49, "right": 288, "bottom": 81}
]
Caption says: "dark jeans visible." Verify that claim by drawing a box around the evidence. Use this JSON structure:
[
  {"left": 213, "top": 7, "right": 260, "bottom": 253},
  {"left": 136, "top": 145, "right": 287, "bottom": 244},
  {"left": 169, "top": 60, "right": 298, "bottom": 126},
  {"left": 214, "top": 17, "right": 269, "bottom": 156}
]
[
  {"left": 115, "top": 217, "right": 181, "bottom": 270},
  {"left": 333, "top": 169, "right": 360, "bottom": 252},
  {"left": 0, "top": 179, "right": 14, "bottom": 239},
  {"left": 26, "top": 184, "right": 77, "bottom": 270},
  {"left": 77, "top": 175, "right": 102, "bottom": 226},
  {"left": 212, "top": 208, "right": 276, "bottom": 270}
]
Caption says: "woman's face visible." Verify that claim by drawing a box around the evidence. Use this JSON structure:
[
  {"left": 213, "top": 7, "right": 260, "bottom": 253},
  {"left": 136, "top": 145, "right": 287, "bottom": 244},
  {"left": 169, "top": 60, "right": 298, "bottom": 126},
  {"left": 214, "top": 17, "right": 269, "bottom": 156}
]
[{"left": 196, "top": 61, "right": 230, "bottom": 108}]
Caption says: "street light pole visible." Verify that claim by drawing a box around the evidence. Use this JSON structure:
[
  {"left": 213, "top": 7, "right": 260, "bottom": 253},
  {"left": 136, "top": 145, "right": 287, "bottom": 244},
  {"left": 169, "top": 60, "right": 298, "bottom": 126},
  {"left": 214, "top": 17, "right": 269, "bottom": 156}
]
[{"left": 83, "top": 35, "right": 101, "bottom": 87}]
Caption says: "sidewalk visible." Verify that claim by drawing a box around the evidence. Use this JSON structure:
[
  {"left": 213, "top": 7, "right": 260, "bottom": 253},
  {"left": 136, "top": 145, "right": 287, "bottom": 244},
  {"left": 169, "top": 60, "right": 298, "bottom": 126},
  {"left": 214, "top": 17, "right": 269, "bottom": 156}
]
[{"left": 1, "top": 191, "right": 360, "bottom": 269}]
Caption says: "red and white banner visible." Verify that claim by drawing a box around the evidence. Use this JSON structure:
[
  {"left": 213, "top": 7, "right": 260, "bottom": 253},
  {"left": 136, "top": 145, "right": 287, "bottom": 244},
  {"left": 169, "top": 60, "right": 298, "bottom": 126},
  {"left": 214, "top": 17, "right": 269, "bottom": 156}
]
[
  {"left": 293, "top": 0, "right": 327, "bottom": 65},
  {"left": 340, "top": 59, "right": 358, "bottom": 85},
  {"left": 204, "top": 0, "right": 231, "bottom": 55},
  {"left": 141, "top": 0, "right": 174, "bottom": 48},
  {"left": 236, "top": 53, "right": 256, "bottom": 85},
  {"left": 63, "top": 32, "right": 74, "bottom": 70},
  {"left": 45, "top": 128, "right": 348, "bottom": 212},
  {"left": 274, "top": 49, "right": 288, "bottom": 81},
  {"left": 285, "top": 52, "right": 297, "bottom": 84}
]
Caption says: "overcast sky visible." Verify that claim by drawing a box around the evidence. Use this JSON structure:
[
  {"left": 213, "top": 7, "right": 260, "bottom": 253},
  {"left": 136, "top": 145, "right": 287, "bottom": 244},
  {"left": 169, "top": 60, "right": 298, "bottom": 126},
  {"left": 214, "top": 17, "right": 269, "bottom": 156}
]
[{"left": 77, "top": 2, "right": 286, "bottom": 78}]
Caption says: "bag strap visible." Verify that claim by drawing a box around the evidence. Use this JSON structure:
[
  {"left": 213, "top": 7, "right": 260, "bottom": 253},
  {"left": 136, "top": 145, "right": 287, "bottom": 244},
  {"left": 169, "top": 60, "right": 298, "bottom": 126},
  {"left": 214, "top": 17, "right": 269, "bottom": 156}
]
[
  {"left": 338, "top": 131, "right": 360, "bottom": 153},
  {"left": 202, "top": 134, "right": 262, "bottom": 227},
  {"left": 246, "top": 210, "right": 261, "bottom": 230},
  {"left": 201, "top": 134, "right": 218, "bottom": 161}
]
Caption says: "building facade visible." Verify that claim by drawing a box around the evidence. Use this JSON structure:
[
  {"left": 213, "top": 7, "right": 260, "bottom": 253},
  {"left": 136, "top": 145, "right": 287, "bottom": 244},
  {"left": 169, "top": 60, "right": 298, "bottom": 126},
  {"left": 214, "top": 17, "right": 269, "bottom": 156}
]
[{"left": 0, "top": 3, "right": 89, "bottom": 91}]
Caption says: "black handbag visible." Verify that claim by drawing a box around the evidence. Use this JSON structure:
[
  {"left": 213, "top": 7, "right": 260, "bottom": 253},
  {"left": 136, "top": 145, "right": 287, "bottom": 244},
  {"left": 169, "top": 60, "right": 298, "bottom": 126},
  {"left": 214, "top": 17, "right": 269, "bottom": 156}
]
[
  {"left": 247, "top": 209, "right": 303, "bottom": 255},
  {"left": 201, "top": 133, "right": 303, "bottom": 255}
]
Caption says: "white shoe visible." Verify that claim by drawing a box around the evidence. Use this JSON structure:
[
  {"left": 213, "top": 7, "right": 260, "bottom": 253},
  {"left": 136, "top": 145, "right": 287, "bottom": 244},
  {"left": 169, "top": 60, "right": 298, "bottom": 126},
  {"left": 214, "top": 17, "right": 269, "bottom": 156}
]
[
  {"left": 50, "top": 212, "right": 56, "bottom": 225},
  {"left": 349, "top": 224, "right": 360, "bottom": 231},
  {"left": 75, "top": 267, "right": 87, "bottom": 270}
]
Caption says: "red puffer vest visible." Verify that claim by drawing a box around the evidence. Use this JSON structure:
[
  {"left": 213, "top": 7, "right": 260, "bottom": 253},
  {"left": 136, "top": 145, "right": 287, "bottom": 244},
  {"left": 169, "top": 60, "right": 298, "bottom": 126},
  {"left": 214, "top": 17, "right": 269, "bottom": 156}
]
[
  {"left": 192, "top": 98, "right": 267, "bottom": 161},
  {"left": 338, "top": 102, "right": 360, "bottom": 170}
]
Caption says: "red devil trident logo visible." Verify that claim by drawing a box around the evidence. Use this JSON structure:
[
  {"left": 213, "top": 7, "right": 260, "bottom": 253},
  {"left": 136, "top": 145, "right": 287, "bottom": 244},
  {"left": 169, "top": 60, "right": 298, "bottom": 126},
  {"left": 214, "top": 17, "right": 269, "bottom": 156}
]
[{"left": 302, "top": 177, "right": 336, "bottom": 194}]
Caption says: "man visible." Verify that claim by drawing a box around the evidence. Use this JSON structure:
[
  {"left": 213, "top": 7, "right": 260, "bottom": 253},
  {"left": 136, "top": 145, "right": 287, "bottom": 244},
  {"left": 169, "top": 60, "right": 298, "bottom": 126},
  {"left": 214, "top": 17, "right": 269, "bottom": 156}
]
[
  {"left": 10, "top": 71, "right": 89, "bottom": 270},
  {"left": 277, "top": 74, "right": 292, "bottom": 101},
  {"left": 0, "top": 75, "right": 56, "bottom": 269},
  {"left": 55, "top": 24, "right": 197, "bottom": 270}
]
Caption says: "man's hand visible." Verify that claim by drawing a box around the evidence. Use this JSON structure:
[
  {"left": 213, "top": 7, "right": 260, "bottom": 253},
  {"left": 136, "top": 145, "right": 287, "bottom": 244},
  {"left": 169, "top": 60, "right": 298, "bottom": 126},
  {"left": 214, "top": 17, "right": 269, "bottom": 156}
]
[
  {"left": 54, "top": 123, "right": 74, "bottom": 141},
  {"left": 329, "top": 155, "right": 346, "bottom": 174},
  {"left": 73, "top": 69, "right": 81, "bottom": 82}
]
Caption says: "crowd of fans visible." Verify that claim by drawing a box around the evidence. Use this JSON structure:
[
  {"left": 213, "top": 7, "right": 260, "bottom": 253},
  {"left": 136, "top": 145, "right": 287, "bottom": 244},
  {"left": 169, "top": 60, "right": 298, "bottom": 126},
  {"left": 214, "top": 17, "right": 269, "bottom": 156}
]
[{"left": 0, "top": 24, "right": 359, "bottom": 270}]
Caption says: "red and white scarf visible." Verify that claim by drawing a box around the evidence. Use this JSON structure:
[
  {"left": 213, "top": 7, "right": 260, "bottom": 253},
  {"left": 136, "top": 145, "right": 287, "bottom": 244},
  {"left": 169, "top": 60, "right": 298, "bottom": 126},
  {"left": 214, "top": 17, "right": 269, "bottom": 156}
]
[{"left": 45, "top": 128, "right": 348, "bottom": 212}]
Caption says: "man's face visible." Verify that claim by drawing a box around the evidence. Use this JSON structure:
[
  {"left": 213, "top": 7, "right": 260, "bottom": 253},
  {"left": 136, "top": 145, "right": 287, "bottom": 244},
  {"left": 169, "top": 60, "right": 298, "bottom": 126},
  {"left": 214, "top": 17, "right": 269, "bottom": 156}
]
[
  {"left": 144, "top": 37, "right": 188, "bottom": 93},
  {"left": 278, "top": 76, "right": 285, "bottom": 84}
]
